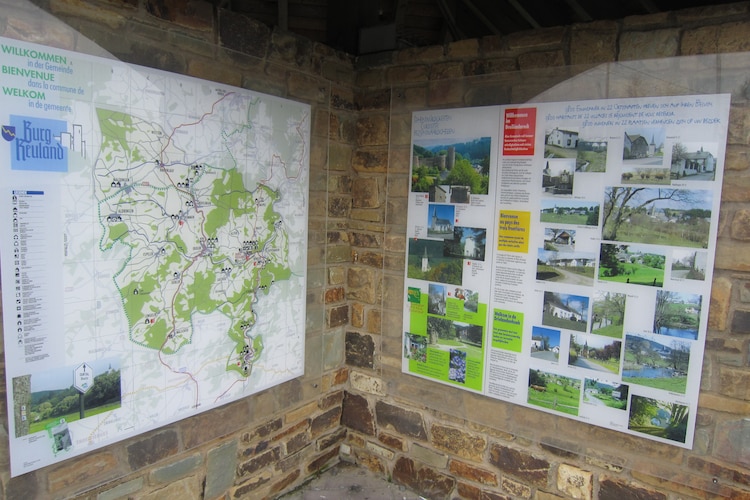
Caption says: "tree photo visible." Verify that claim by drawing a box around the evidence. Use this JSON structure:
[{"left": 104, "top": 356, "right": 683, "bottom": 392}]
[
  {"left": 601, "top": 187, "right": 712, "bottom": 248},
  {"left": 411, "top": 138, "right": 491, "bottom": 195},
  {"left": 628, "top": 395, "right": 689, "bottom": 443},
  {"left": 26, "top": 360, "right": 122, "bottom": 435}
]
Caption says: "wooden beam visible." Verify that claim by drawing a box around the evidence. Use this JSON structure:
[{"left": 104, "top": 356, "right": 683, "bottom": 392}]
[
  {"left": 436, "top": 0, "right": 465, "bottom": 41},
  {"left": 460, "top": 0, "right": 502, "bottom": 35},
  {"left": 507, "top": 0, "right": 541, "bottom": 29},
  {"left": 563, "top": 0, "right": 593, "bottom": 22}
]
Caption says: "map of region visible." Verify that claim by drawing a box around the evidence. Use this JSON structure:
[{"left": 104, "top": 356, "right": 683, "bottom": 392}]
[{"left": 0, "top": 36, "right": 309, "bottom": 476}]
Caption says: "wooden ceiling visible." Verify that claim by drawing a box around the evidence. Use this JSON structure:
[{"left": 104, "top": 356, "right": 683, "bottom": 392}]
[{"left": 218, "top": 0, "right": 742, "bottom": 55}]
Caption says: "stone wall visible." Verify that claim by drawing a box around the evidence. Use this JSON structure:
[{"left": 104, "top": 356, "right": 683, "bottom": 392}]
[
  {"left": 0, "top": 1, "right": 749, "bottom": 499},
  {"left": 343, "top": 3, "right": 750, "bottom": 500}
]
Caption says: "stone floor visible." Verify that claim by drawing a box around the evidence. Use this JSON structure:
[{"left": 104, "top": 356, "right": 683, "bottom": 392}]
[{"left": 277, "top": 461, "right": 425, "bottom": 500}]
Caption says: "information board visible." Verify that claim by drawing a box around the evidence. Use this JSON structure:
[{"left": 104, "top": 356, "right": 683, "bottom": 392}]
[
  {"left": 0, "top": 37, "right": 310, "bottom": 475},
  {"left": 403, "top": 94, "right": 730, "bottom": 449}
]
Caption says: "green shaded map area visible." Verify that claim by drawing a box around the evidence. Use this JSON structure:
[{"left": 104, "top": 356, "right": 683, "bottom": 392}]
[{"left": 95, "top": 106, "right": 291, "bottom": 376}]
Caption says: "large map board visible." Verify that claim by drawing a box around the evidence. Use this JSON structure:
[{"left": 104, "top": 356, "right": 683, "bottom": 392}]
[
  {"left": 403, "top": 94, "right": 730, "bottom": 449},
  {"left": 0, "top": 37, "right": 309, "bottom": 476}
]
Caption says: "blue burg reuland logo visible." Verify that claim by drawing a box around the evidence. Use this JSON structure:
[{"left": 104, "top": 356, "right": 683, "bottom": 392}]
[{"left": 5, "top": 115, "right": 68, "bottom": 172}]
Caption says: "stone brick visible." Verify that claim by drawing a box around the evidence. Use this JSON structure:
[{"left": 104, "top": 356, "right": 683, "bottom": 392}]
[
  {"left": 354, "top": 448, "right": 387, "bottom": 474},
  {"left": 327, "top": 304, "right": 348, "bottom": 327},
  {"left": 481, "top": 490, "right": 514, "bottom": 500},
  {"left": 357, "top": 114, "right": 389, "bottom": 147},
  {"left": 556, "top": 463, "right": 592, "bottom": 500},
  {"left": 269, "top": 30, "right": 313, "bottom": 68},
  {"left": 328, "top": 196, "right": 352, "bottom": 218},
  {"left": 97, "top": 478, "right": 144, "bottom": 500},
  {"left": 350, "top": 232, "right": 382, "bottom": 247},
  {"left": 317, "top": 428, "right": 347, "bottom": 451},
  {"left": 5, "top": 470, "right": 40, "bottom": 500},
  {"left": 428, "top": 79, "right": 465, "bottom": 107},
  {"left": 709, "top": 277, "right": 732, "bottom": 331},
  {"left": 718, "top": 21, "right": 750, "bottom": 53},
  {"left": 328, "top": 245, "right": 352, "bottom": 264},
  {"left": 630, "top": 465, "right": 738, "bottom": 500},
  {"left": 357, "top": 251, "right": 384, "bottom": 270},
  {"left": 351, "top": 209, "right": 384, "bottom": 223},
  {"left": 506, "top": 27, "right": 566, "bottom": 50},
  {"left": 141, "top": 476, "right": 200, "bottom": 500},
  {"left": 457, "top": 481, "right": 483, "bottom": 500},
  {"left": 500, "top": 476, "right": 532, "bottom": 498},
  {"left": 431, "top": 424, "right": 486, "bottom": 461},
  {"left": 127, "top": 430, "right": 179, "bottom": 471},
  {"left": 311, "top": 406, "right": 342, "bottom": 436},
  {"left": 395, "top": 46, "right": 445, "bottom": 64},
  {"left": 447, "top": 38, "right": 479, "bottom": 59},
  {"left": 270, "top": 469, "right": 301, "bottom": 496},
  {"left": 392, "top": 456, "right": 456, "bottom": 500},
  {"left": 350, "top": 371, "right": 386, "bottom": 396},
  {"left": 730, "top": 309, "right": 750, "bottom": 334},
  {"left": 345, "top": 331, "right": 375, "bottom": 368},
  {"left": 241, "top": 439, "right": 270, "bottom": 458},
  {"left": 378, "top": 432, "right": 405, "bottom": 451},
  {"left": 328, "top": 266, "right": 346, "bottom": 286},
  {"left": 539, "top": 438, "right": 579, "bottom": 459},
  {"left": 289, "top": 72, "right": 328, "bottom": 103},
  {"left": 150, "top": 453, "right": 202, "bottom": 484},
  {"left": 219, "top": 10, "right": 270, "bottom": 58},
  {"left": 375, "top": 401, "right": 428, "bottom": 440},
  {"left": 570, "top": 23, "right": 618, "bottom": 65},
  {"left": 352, "top": 177, "right": 381, "bottom": 208},
  {"left": 306, "top": 445, "right": 340, "bottom": 473},
  {"left": 489, "top": 444, "right": 550, "bottom": 487},
  {"left": 48, "top": 451, "right": 120, "bottom": 493},
  {"left": 449, "top": 459, "right": 498, "bottom": 486},
  {"left": 341, "top": 391, "right": 376, "bottom": 435},
  {"left": 465, "top": 58, "right": 517, "bottom": 77},
  {"left": 599, "top": 477, "right": 667, "bottom": 500},
  {"left": 716, "top": 240, "right": 750, "bottom": 271},
  {"left": 325, "top": 286, "right": 345, "bottom": 304},
  {"left": 332, "top": 367, "right": 350, "bottom": 385},
  {"left": 329, "top": 142, "right": 353, "bottom": 171},
  {"left": 366, "top": 441, "right": 395, "bottom": 460},
  {"left": 719, "top": 366, "right": 750, "bottom": 400},
  {"left": 347, "top": 266, "right": 381, "bottom": 304},
  {"left": 387, "top": 64, "right": 430, "bottom": 85},
  {"left": 410, "top": 443, "right": 448, "bottom": 469},
  {"left": 714, "top": 418, "right": 750, "bottom": 468},
  {"left": 285, "top": 431, "right": 311, "bottom": 455},
  {"left": 351, "top": 302, "right": 365, "bottom": 328},
  {"left": 366, "top": 309, "right": 382, "bottom": 334},
  {"left": 127, "top": 41, "right": 186, "bottom": 74},
  {"left": 205, "top": 440, "right": 238, "bottom": 500},
  {"left": 144, "top": 0, "right": 213, "bottom": 32},
  {"left": 238, "top": 447, "right": 281, "bottom": 476},
  {"left": 618, "top": 29, "right": 679, "bottom": 61},
  {"left": 688, "top": 456, "right": 750, "bottom": 487},
  {"left": 232, "top": 471, "right": 272, "bottom": 498},
  {"left": 731, "top": 210, "right": 750, "bottom": 240},
  {"left": 318, "top": 390, "right": 344, "bottom": 410},
  {"left": 353, "top": 148, "right": 389, "bottom": 173},
  {"left": 518, "top": 50, "right": 565, "bottom": 70},
  {"left": 430, "top": 61, "right": 464, "bottom": 80},
  {"left": 244, "top": 418, "right": 283, "bottom": 442}
]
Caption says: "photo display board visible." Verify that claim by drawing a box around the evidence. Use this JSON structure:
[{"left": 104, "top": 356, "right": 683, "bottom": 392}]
[
  {"left": 0, "top": 37, "right": 310, "bottom": 476},
  {"left": 403, "top": 94, "right": 730, "bottom": 449}
]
